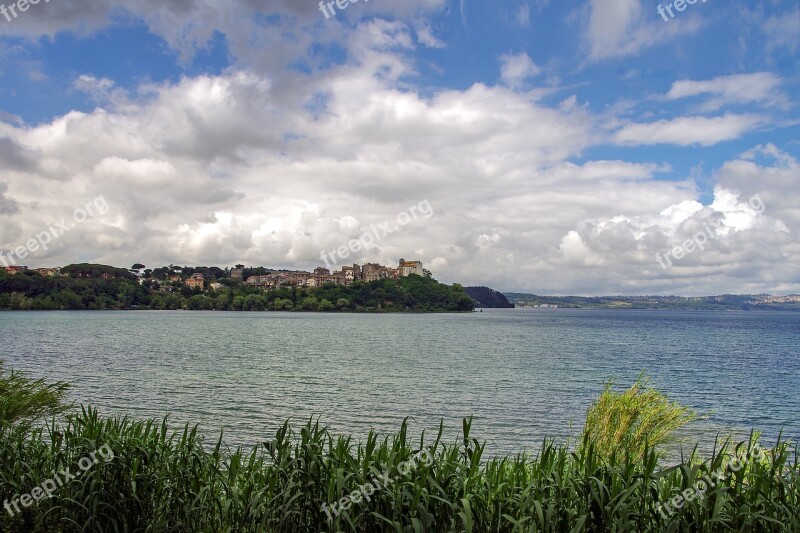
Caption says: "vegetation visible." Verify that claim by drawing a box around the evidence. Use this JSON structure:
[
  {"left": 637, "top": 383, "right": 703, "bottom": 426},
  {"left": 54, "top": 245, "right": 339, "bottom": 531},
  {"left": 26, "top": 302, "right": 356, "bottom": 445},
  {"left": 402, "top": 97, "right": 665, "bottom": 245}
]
[
  {"left": 0, "top": 266, "right": 474, "bottom": 312},
  {"left": 0, "top": 362, "right": 70, "bottom": 428},
  {"left": 0, "top": 366, "right": 797, "bottom": 532},
  {"left": 464, "top": 286, "right": 515, "bottom": 308},
  {"left": 581, "top": 376, "right": 697, "bottom": 462}
]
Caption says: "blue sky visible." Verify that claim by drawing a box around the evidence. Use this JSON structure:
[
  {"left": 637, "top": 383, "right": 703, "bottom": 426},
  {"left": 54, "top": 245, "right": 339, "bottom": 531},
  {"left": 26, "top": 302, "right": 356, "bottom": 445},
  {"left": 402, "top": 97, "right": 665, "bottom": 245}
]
[{"left": 0, "top": 0, "right": 798, "bottom": 294}]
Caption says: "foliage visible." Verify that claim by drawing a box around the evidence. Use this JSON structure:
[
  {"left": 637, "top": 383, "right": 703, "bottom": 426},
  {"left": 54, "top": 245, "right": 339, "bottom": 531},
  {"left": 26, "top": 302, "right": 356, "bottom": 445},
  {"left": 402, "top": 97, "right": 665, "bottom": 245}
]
[
  {"left": 0, "top": 269, "right": 475, "bottom": 313},
  {"left": 581, "top": 376, "right": 696, "bottom": 462},
  {"left": 0, "top": 370, "right": 797, "bottom": 532},
  {"left": 59, "top": 264, "right": 138, "bottom": 281},
  {"left": 464, "top": 286, "right": 515, "bottom": 308},
  {"left": 0, "top": 361, "right": 70, "bottom": 428}
]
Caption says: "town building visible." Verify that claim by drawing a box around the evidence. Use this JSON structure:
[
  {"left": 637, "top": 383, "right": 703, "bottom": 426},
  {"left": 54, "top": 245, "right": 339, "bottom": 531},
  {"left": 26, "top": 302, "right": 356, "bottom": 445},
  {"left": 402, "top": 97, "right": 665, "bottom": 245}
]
[
  {"left": 3, "top": 266, "right": 28, "bottom": 275},
  {"left": 33, "top": 268, "right": 60, "bottom": 277},
  {"left": 186, "top": 273, "right": 206, "bottom": 289},
  {"left": 399, "top": 259, "right": 423, "bottom": 277}
]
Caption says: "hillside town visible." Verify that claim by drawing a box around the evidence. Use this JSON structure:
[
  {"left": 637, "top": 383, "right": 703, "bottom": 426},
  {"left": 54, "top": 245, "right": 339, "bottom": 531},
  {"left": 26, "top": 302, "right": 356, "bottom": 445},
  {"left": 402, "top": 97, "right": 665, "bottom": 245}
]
[
  {"left": 0, "top": 259, "right": 425, "bottom": 292},
  {"left": 240, "top": 259, "right": 424, "bottom": 291}
]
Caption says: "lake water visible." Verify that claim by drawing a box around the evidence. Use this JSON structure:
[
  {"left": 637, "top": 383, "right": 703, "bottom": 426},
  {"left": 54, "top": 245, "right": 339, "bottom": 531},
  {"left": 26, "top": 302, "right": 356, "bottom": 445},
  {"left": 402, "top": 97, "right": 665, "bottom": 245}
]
[{"left": 1, "top": 309, "right": 798, "bottom": 457}]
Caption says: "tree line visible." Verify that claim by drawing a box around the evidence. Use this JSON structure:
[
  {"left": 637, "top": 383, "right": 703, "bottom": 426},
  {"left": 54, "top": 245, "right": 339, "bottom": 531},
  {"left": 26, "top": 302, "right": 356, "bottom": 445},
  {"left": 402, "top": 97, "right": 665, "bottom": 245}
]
[{"left": 0, "top": 265, "right": 475, "bottom": 313}]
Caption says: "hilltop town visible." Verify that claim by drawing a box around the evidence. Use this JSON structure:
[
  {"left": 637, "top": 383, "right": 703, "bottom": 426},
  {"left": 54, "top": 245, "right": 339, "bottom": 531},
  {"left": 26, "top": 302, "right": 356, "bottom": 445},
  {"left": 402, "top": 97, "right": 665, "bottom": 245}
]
[
  {"left": 1, "top": 259, "right": 425, "bottom": 291},
  {"left": 236, "top": 259, "right": 424, "bottom": 291},
  {"left": 0, "top": 259, "right": 481, "bottom": 313}
]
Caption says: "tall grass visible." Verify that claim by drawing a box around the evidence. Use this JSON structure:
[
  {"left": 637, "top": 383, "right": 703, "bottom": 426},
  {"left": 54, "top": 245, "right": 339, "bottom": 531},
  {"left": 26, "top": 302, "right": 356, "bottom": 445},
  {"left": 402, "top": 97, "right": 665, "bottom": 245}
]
[
  {"left": 581, "top": 375, "right": 696, "bottom": 462},
  {"left": 0, "top": 361, "right": 70, "bottom": 427},
  {"left": 0, "top": 366, "right": 797, "bottom": 532}
]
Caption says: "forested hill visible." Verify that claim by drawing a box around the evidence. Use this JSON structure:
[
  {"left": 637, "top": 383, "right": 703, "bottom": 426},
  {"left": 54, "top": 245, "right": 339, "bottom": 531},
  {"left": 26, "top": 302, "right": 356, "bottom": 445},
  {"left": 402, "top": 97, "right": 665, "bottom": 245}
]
[
  {"left": 0, "top": 264, "right": 475, "bottom": 313},
  {"left": 464, "top": 287, "right": 514, "bottom": 308}
]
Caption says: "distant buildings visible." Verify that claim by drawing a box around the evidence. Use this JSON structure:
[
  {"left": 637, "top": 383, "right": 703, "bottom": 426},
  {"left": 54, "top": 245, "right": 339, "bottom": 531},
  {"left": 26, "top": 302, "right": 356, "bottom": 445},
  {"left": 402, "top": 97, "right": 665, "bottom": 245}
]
[
  {"left": 132, "top": 259, "right": 425, "bottom": 292},
  {"left": 2, "top": 266, "right": 28, "bottom": 275},
  {"left": 243, "top": 259, "right": 423, "bottom": 289},
  {"left": 2, "top": 266, "right": 60, "bottom": 277},
  {"left": 33, "top": 268, "right": 60, "bottom": 277}
]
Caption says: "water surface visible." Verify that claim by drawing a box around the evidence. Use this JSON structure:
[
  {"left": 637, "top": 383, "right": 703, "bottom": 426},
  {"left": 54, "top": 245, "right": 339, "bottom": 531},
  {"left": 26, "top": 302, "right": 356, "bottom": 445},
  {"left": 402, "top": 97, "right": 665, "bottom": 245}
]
[{"left": 1, "top": 309, "right": 797, "bottom": 457}]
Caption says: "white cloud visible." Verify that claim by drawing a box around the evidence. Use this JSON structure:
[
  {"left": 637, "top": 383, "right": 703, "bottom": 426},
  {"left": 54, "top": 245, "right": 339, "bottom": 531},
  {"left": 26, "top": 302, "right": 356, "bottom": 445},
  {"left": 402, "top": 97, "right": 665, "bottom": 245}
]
[
  {"left": 584, "top": 0, "right": 702, "bottom": 61},
  {"left": 499, "top": 52, "right": 541, "bottom": 88},
  {"left": 514, "top": 5, "right": 531, "bottom": 28},
  {"left": 761, "top": 6, "right": 800, "bottom": 53},
  {"left": 614, "top": 114, "right": 764, "bottom": 146},
  {"left": 0, "top": 6, "right": 798, "bottom": 297},
  {"left": 666, "top": 72, "right": 788, "bottom": 111}
]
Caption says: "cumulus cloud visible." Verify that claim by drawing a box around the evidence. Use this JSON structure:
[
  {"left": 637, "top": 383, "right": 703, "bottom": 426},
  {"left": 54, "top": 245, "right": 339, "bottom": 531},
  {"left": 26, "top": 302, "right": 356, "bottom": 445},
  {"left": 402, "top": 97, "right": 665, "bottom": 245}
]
[{"left": 0, "top": 1, "right": 798, "bottom": 297}]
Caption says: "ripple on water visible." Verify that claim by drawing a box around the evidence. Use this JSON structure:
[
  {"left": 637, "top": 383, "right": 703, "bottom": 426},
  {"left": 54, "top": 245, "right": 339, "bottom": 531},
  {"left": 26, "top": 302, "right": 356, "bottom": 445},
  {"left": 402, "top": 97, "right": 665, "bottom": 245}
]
[{"left": 1, "top": 309, "right": 798, "bottom": 456}]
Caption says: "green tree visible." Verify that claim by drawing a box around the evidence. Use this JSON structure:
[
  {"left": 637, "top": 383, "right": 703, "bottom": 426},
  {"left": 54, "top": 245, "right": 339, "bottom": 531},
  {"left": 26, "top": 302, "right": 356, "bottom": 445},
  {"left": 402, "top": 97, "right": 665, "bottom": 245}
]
[
  {"left": 300, "top": 297, "right": 319, "bottom": 311},
  {"left": 274, "top": 298, "right": 294, "bottom": 311}
]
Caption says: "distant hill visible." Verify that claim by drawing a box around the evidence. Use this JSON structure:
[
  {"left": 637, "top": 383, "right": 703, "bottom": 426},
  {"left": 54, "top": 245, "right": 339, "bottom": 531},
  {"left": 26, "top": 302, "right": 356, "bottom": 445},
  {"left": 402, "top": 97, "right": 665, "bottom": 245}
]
[
  {"left": 505, "top": 293, "right": 800, "bottom": 311},
  {"left": 465, "top": 287, "right": 514, "bottom": 308}
]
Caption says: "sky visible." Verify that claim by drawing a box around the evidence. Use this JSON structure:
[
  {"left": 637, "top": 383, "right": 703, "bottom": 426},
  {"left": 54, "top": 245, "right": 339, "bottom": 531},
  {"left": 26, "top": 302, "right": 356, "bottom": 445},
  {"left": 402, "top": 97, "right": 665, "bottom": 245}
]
[{"left": 0, "top": 0, "right": 798, "bottom": 295}]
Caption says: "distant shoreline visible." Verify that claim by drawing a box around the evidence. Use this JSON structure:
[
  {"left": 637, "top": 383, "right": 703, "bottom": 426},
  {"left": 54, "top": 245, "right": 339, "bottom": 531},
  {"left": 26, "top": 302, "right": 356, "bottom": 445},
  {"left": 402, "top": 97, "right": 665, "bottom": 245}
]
[{"left": 505, "top": 292, "right": 800, "bottom": 312}]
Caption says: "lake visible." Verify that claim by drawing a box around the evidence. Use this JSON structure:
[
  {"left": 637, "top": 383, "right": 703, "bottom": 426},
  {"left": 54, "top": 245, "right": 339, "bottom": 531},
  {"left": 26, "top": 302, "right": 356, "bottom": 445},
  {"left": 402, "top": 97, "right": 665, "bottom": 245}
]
[{"left": 1, "top": 309, "right": 798, "bottom": 457}]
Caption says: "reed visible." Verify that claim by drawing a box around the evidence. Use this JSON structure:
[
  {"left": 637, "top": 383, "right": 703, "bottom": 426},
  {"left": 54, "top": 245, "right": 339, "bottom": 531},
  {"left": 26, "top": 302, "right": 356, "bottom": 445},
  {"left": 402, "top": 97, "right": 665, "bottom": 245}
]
[
  {"left": 0, "top": 365, "right": 797, "bottom": 532},
  {"left": 581, "top": 375, "right": 697, "bottom": 462}
]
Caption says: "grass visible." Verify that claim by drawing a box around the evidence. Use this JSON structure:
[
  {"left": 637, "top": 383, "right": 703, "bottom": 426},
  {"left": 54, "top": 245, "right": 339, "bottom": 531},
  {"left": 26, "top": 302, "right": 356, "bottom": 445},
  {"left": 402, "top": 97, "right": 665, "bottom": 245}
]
[
  {"left": 0, "top": 361, "right": 70, "bottom": 429},
  {"left": 581, "top": 375, "right": 697, "bottom": 463},
  {"left": 0, "top": 365, "right": 798, "bottom": 532}
]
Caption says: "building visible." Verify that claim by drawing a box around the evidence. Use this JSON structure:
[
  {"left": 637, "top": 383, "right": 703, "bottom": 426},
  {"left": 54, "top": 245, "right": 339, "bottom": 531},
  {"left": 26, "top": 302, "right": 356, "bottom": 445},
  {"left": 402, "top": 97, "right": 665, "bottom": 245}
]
[
  {"left": 33, "top": 268, "right": 60, "bottom": 277},
  {"left": 186, "top": 273, "right": 205, "bottom": 289},
  {"left": 3, "top": 266, "right": 28, "bottom": 275},
  {"left": 230, "top": 268, "right": 244, "bottom": 281},
  {"left": 362, "top": 263, "right": 390, "bottom": 282},
  {"left": 340, "top": 264, "right": 362, "bottom": 285},
  {"left": 398, "top": 259, "right": 423, "bottom": 277}
]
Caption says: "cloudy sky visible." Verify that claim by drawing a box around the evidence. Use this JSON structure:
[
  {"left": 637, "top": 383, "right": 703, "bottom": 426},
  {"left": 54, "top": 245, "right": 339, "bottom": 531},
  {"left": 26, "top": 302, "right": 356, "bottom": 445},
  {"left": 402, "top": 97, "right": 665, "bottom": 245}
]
[{"left": 0, "top": 0, "right": 798, "bottom": 295}]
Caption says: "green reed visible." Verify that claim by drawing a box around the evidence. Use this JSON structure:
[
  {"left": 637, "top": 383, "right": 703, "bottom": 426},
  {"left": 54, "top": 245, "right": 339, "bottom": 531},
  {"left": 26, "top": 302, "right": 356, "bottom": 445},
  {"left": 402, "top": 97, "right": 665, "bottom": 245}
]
[{"left": 0, "top": 363, "right": 798, "bottom": 532}]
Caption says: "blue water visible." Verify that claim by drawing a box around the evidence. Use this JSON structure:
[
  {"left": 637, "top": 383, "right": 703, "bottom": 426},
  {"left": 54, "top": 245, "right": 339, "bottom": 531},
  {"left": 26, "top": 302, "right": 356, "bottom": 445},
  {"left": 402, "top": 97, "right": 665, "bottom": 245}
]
[{"left": 1, "top": 309, "right": 797, "bottom": 457}]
